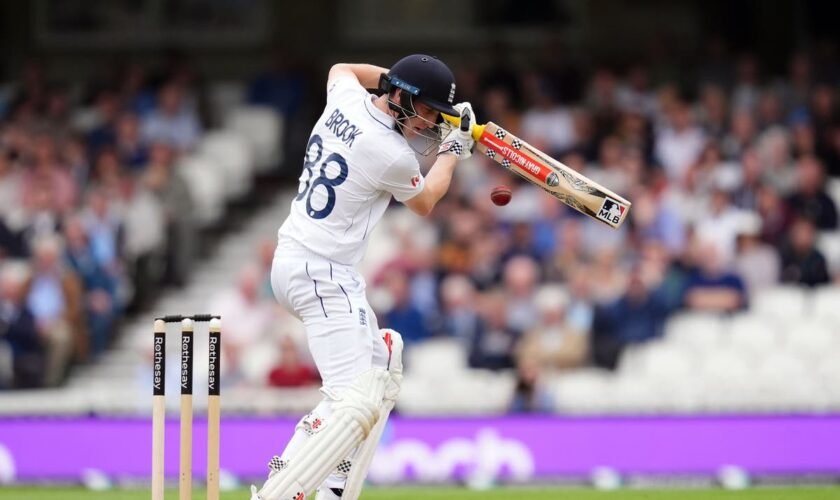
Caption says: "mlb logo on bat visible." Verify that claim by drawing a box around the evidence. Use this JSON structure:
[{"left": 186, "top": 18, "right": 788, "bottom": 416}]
[{"left": 598, "top": 197, "right": 626, "bottom": 225}]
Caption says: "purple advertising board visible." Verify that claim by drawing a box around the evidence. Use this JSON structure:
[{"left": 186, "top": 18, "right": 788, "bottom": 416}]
[{"left": 0, "top": 415, "right": 839, "bottom": 483}]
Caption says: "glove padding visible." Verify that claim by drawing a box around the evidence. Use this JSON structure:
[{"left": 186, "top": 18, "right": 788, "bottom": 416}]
[{"left": 437, "top": 102, "right": 475, "bottom": 159}]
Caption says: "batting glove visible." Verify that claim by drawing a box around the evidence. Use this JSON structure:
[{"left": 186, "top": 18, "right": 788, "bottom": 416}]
[{"left": 438, "top": 102, "right": 475, "bottom": 159}]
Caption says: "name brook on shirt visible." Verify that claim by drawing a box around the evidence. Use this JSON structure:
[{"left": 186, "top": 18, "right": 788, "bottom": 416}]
[{"left": 325, "top": 108, "right": 363, "bottom": 148}]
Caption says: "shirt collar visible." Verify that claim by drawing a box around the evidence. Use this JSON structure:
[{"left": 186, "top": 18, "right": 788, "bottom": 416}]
[{"left": 364, "top": 94, "right": 396, "bottom": 130}]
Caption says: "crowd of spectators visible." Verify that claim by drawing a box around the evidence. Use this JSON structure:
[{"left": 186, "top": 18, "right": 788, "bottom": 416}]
[
  {"left": 2, "top": 44, "right": 839, "bottom": 413},
  {"left": 0, "top": 59, "right": 212, "bottom": 389},
  {"left": 364, "top": 46, "right": 840, "bottom": 412}
]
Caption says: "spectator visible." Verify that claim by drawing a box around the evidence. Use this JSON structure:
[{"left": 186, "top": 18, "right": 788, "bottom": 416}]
[
  {"left": 786, "top": 155, "right": 838, "bottom": 230},
  {"left": 733, "top": 213, "right": 780, "bottom": 295},
  {"left": 469, "top": 290, "right": 520, "bottom": 371},
  {"left": 591, "top": 264, "right": 670, "bottom": 370},
  {"left": 730, "top": 148, "right": 764, "bottom": 210},
  {"left": 207, "top": 265, "right": 275, "bottom": 382},
  {"left": 654, "top": 99, "right": 706, "bottom": 184},
  {"left": 722, "top": 109, "right": 757, "bottom": 160},
  {"left": 141, "top": 82, "right": 201, "bottom": 151},
  {"left": 90, "top": 147, "right": 132, "bottom": 206},
  {"left": 0, "top": 148, "right": 23, "bottom": 217},
  {"left": 142, "top": 143, "right": 196, "bottom": 286},
  {"left": 779, "top": 216, "right": 830, "bottom": 287},
  {"left": 693, "top": 183, "right": 746, "bottom": 264},
  {"left": 520, "top": 74, "right": 576, "bottom": 155},
  {"left": 26, "top": 234, "right": 85, "bottom": 385},
  {"left": 682, "top": 239, "right": 747, "bottom": 313},
  {"left": 756, "top": 183, "right": 793, "bottom": 246},
  {"left": 86, "top": 89, "right": 120, "bottom": 154},
  {"left": 756, "top": 126, "right": 796, "bottom": 195},
  {"left": 502, "top": 255, "right": 540, "bottom": 333},
  {"left": 630, "top": 185, "right": 686, "bottom": 254},
  {"left": 0, "top": 262, "right": 46, "bottom": 388},
  {"left": 382, "top": 270, "right": 431, "bottom": 346},
  {"left": 115, "top": 112, "right": 149, "bottom": 169},
  {"left": 267, "top": 335, "right": 319, "bottom": 388},
  {"left": 438, "top": 274, "right": 481, "bottom": 342},
  {"left": 21, "top": 135, "right": 78, "bottom": 216},
  {"left": 63, "top": 216, "right": 119, "bottom": 357},
  {"left": 517, "top": 285, "right": 587, "bottom": 372}
]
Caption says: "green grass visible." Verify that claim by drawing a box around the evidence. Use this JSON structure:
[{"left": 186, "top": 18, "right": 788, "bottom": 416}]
[{"left": 0, "top": 486, "right": 839, "bottom": 500}]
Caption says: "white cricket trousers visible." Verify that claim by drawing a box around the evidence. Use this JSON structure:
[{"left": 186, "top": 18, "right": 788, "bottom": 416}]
[{"left": 270, "top": 237, "right": 389, "bottom": 488}]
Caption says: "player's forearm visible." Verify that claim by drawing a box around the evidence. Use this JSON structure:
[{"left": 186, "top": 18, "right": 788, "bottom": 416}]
[
  {"left": 330, "top": 63, "right": 388, "bottom": 89},
  {"left": 419, "top": 155, "right": 458, "bottom": 214}
]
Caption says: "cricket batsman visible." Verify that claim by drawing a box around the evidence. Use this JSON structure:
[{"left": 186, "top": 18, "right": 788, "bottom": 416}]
[{"left": 251, "top": 55, "right": 475, "bottom": 499}]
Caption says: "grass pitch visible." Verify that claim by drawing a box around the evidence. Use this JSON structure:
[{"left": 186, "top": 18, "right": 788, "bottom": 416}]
[{"left": 0, "top": 486, "right": 839, "bottom": 499}]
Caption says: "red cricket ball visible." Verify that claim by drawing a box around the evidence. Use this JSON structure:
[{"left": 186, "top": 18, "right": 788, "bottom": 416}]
[{"left": 490, "top": 185, "right": 512, "bottom": 206}]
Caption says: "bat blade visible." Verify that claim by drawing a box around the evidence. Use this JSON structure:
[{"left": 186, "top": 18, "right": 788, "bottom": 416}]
[{"left": 475, "top": 122, "right": 631, "bottom": 229}]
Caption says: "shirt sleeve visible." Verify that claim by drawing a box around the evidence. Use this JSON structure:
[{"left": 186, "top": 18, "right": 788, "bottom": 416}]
[
  {"left": 379, "top": 150, "right": 425, "bottom": 202},
  {"left": 326, "top": 76, "right": 366, "bottom": 106}
]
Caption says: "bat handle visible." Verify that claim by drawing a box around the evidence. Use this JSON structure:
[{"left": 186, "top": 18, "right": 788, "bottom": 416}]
[{"left": 441, "top": 113, "right": 484, "bottom": 141}]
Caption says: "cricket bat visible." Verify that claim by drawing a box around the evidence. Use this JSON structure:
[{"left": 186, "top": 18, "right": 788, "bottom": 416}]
[{"left": 443, "top": 115, "right": 631, "bottom": 229}]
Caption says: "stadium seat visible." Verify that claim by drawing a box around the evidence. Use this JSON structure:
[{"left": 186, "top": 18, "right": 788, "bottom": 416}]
[
  {"left": 609, "top": 377, "right": 662, "bottom": 413},
  {"left": 638, "top": 343, "right": 698, "bottom": 380},
  {"left": 549, "top": 369, "right": 616, "bottom": 414},
  {"left": 699, "top": 349, "right": 757, "bottom": 412},
  {"left": 781, "top": 319, "right": 837, "bottom": 364},
  {"left": 208, "top": 81, "right": 247, "bottom": 125},
  {"left": 816, "top": 231, "right": 840, "bottom": 275},
  {"left": 755, "top": 353, "right": 827, "bottom": 411},
  {"left": 226, "top": 105, "right": 284, "bottom": 173},
  {"left": 239, "top": 341, "right": 281, "bottom": 385},
  {"left": 812, "top": 285, "right": 840, "bottom": 321},
  {"left": 826, "top": 177, "right": 840, "bottom": 214},
  {"left": 725, "top": 313, "right": 783, "bottom": 361},
  {"left": 398, "top": 369, "right": 515, "bottom": 415},
  {"left": 177, "top": 155, "right": 228, "bottom": 227},
  {"left": 404, "top": 339, "right": 468, "bottom": 379},
  {"left": 663, "top": 312, "right": 725, "bottom": 354},
  {"left": 816, "top": 358, "right": 840, "bottom": 409},
  {"left": 198, "top": 130, "right": 256, "bottom": 199},
  {"left": 751, "top": 285, "right": 808, "bottom": 320}
]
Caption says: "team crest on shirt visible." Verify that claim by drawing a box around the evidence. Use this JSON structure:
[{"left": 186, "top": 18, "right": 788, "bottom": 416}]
[{"left": 411, "top": 175, "right": 420, "bottom": 187}]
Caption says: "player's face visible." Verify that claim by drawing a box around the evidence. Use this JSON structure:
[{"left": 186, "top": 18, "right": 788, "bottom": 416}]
[{"left": 403, "top": 101, "right": 439, "bottom": 138}]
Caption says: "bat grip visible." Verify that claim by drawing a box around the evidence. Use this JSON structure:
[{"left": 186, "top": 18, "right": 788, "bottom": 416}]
[{"left": 441, "top": 113, "right": 484, "bottom": 141}]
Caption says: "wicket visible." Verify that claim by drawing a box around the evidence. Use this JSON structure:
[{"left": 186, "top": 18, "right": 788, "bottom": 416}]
[{"left": 152, "top": 314, "right": 221, "bottom": 500}]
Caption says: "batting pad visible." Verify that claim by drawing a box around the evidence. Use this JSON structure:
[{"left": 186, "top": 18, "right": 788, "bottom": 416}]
[
  {"left": 256, "top": 369, "right": 390, "bottom": 500},
  {"left": 342, "top": 329, "right": 404, "bottom": 500}
]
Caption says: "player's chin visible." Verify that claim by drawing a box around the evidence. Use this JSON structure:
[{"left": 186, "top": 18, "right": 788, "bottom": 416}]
[{"left": 404, "top": 127, "right": 422, "bottom": 138}]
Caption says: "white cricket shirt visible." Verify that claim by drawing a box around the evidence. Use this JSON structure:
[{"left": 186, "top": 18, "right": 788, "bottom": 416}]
[{"left": 278, "top": 77, "right": 424, "bottom": 265}]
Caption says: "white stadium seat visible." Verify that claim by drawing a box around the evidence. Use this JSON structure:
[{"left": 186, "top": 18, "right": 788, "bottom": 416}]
[
  {"left": 226, "top": 105, "right": 284, "bottom": 173},
  {"left": 750, "top": 285, "right": 808, "bottom": 320},
  {"left": 754, "top": 353, "right": 827, "bottom": 411},
  {"left": 177, "top": 155, "right": 228, "bottom": 227},
  {"left": 198, "top": 130, "right": 256, "bottom": 199},
  {"left": 826, "top": 177, "right": 840, "bottom": 214},
  {"left": 239, "top": 341, "right": 281, "bottom": 385},
  {"left": 548, "top": 369, "right": 616, "bottom": 414},
  {"left": 404, "top": 339, "right": 468, "bottom": 379},
  {"left": 812, "top": 285, "right": 840, "bottom": 321},
  {"left": 816, "top": 231, "right": 840, "bottom": 275},
  {"left": 782, "top": 319, "right": 837, "bottom": 364},
  {"left": 398, "top": 369, "right": 515, "bottom": 415},
  {"left": 699, "top": 349, "right": 757, "bottom": 412},
  {"left": 663, "top": 312, "right": 725, "bottom": 353},
  {"left": 725, "top": 313, "right": 783, "bottom": 361},
  {"left": 208, "top": 81, "right": 247, "bottom": 125}
]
